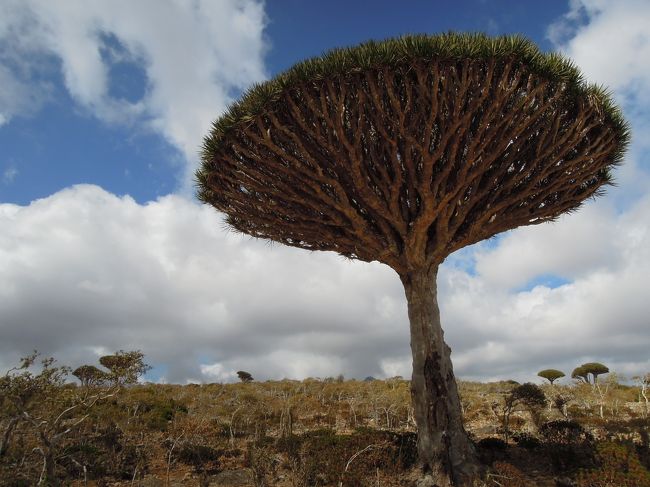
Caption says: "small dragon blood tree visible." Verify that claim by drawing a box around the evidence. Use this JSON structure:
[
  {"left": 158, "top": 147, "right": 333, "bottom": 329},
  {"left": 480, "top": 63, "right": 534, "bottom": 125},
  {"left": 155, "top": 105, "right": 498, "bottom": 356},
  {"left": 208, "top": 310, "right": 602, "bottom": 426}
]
[{"left": 196, "top": 33, "right": 629, "bottom": 486}]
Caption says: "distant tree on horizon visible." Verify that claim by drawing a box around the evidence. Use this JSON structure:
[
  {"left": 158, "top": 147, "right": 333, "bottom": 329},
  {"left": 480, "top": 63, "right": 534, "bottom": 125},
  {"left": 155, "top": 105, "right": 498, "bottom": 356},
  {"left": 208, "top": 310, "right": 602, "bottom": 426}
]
[
  {"left": 236, "top": 370, "right": 253, "bottom": 383},
  {"left": 538, "top": 369, "right": 565, "bottom": 385},
  {"left": 99, "top": 350, "right": 151, "bottom": 386},
  {"left": 572, "top": 362, "right": 609, "bottom": 384},
  {"left": 72, "top": 364, "right": 107, "bottom": 387}
]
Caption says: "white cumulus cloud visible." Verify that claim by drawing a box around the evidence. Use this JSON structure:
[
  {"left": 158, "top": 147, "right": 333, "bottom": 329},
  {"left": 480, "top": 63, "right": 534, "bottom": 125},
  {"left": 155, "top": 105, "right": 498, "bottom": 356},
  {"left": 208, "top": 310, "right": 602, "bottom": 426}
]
[
  {"left": 548, "top": 0, "right": 650, "bottom": 200},
  {"left": 0, "top": 185, "right": 409, "bottom": 382},
  {"left": 0, "top": 0, "right": 267, "bottom": 187},
  {"left": 0, "top": 186, "right": 648, "bottom": 384},
  {"left": 445, "top": 194, "right": 650, "bottom": 382},
  {"left": 548, "top": 0, "right": 650, "bottom": 101}
]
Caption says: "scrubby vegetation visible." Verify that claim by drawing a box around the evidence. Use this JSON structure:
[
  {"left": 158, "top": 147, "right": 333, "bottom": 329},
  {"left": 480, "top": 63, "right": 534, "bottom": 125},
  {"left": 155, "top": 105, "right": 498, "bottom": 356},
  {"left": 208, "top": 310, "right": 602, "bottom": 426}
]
[{"left": 1, "top": 354, "right": 649, "bottom": 486}]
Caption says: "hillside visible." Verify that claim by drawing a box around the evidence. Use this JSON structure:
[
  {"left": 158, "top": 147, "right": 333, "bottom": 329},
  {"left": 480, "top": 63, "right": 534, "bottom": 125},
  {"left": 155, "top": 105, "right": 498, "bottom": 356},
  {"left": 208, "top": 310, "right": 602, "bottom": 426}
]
[{"left": 2, "top": 366, "right": 650, "bottom": 486}]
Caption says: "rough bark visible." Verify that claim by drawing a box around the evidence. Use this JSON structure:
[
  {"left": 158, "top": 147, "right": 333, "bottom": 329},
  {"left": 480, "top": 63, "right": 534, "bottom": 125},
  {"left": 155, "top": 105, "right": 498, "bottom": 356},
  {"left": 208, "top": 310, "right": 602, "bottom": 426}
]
[{"left": 401, "top": 265, "right": 480, "bottom": 486}]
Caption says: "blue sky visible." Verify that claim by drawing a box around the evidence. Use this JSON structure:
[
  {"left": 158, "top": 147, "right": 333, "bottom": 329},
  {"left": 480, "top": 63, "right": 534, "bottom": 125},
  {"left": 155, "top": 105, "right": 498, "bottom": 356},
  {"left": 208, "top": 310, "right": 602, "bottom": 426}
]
[
  {"left": 263, "top": 1, "right": 566, "bottom": 70},
  {"left": 0, "top": 0, "right": 649, "bottom": 383}
]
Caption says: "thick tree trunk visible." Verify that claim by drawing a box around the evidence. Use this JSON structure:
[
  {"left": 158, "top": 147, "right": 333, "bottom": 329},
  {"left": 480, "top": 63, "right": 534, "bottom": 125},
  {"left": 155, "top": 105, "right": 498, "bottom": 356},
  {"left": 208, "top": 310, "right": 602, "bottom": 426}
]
[{"left": 400, "top": 265, "right": 481, "bottom": 486}]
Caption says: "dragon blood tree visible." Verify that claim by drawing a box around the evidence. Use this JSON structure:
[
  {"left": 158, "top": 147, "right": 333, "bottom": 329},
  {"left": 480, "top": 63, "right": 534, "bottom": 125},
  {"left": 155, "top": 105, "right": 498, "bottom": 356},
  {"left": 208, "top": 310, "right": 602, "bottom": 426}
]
[{"left": 197, "top": 34, "right": 628, "bottom": 485}]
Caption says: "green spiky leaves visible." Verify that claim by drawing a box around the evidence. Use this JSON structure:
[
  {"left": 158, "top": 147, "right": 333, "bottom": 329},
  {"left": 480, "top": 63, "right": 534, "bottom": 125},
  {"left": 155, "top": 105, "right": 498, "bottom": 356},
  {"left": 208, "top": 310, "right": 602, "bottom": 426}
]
[{"left": 199, "top": 32, "right": 629, "bottom": 177}]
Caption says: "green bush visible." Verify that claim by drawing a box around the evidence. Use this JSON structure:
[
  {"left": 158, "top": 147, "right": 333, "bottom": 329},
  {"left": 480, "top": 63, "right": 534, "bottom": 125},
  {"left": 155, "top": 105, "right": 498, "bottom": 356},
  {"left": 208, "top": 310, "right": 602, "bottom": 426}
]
[
  {"left": 478, "top": 437, "right": 508, "bottom": 450},
  {"left": 576, "top": 441, "right": 650, "bottom": 486},
  {"left": 478, "top": 437, "right": 508, "bottom": 464},
  {"left": 275, "top": 429, "right": 416, "bottom": 485},
  {"left": 61, "top": 442, "right": 110, "bottom": 479},
  {"left": 512, "top": 432, "right": 541, "bottom": 449},
  {"left": 540, "top": 419, "right": 592, "bottom": 445},
  {"left": 176, "top": 443, "right": 220, "bottom": 473},
  {"left": 140, "top": 398, "right": 188, "bottom": 430},
  {"left": 540, "top": 420, "right": 594, "bottom": 472}
]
